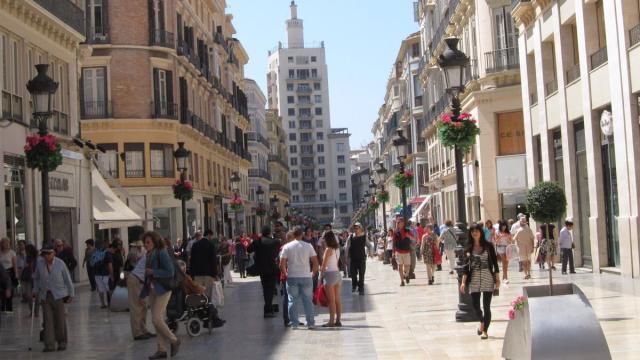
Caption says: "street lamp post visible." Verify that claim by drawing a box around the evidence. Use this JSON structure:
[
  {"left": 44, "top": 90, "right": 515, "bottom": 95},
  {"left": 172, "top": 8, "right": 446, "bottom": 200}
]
[
  {"left": 284, "top": 201, "right": 290, "bottom": 229},
  {"left": 369, "top": 178, "right": 378, "bottom": 231},
  {"left": 363, "top": 190, "right": 371, "bottom": 229},
  {"left": 270, "top": 194, "right": 278, "bottom": 227},
  {"left": 230, "top": 171, "right": 241, "bottom": 237},
  {"left": 27, "top": 64, "right": 59, "bottom": 245},
  {"left": 438, "top": 37, "right": 475, "bottom": 322},
  {"left": 376, "top": 162, "right": 388, "bottom": 236},
  {"left": 173, "top": 142, "right": 190, "bottom": 243},
  {"left": 256, "top": 185, "right": 265, "bottom": 231},
  {"left": 392, "top": 129, "right": 410, "bottom": 227}
]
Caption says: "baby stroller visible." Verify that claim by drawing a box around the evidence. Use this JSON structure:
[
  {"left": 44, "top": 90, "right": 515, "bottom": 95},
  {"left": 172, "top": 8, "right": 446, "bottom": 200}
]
[{"left": 166, "top": 287, "right": 222, "bottom": 337}]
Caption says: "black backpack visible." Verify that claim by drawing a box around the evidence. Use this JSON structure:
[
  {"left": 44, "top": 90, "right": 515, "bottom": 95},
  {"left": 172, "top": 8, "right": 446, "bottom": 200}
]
[
  {"left": 394, "top": 231, "right": 411, "bottom": 251},
  {"left": 155, "top": 254, "right": 185, "bottom": 291}
]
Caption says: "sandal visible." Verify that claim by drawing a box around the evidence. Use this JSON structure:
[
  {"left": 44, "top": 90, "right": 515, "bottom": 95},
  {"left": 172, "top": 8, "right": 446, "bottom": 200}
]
[
  {"left": 334, "top": 321, "right": 342, "bottom": 327},
  {"left": 321, "top": 322, "right": 335, "bottom": 328},
  {"left": 481, "top": 332, "right": 489, "bottom": 340}
]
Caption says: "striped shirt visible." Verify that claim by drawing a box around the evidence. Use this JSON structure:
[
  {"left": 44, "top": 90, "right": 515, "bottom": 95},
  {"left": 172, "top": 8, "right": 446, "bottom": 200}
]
[{"left": 469, "top": 250, "right": 494, "bottom": 293}]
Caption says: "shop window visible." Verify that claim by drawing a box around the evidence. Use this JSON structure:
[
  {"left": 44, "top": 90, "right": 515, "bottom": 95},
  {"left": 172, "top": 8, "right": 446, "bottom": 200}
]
[
  {"left": 150, "top": 143, "right": 174, "bottom": 177},
  {"left": 124, "top": 143, "right": 145, "bottom": 178}
]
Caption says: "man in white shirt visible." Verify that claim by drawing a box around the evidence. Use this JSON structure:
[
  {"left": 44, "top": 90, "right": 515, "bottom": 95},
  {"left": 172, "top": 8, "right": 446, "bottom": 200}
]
[
  {"left": 511, "top": 213, "right": 526, "bottom": 272},
  {"left": 559, "top": 217, "right": 576, "bottom": 274},
  {"left": 279, "top": 227, "right": 319, "bottom": 329}
]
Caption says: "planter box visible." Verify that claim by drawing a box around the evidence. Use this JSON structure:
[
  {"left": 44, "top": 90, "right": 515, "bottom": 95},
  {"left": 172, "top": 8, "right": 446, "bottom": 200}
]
[{"left": 502, "top": 284, "right": 610, "bottom": 360}]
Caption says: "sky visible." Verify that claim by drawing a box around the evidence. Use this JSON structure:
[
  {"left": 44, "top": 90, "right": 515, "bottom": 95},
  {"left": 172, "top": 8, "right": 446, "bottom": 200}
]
[{"left": 228, "top": 0, "right": 419, "bottom": 149}]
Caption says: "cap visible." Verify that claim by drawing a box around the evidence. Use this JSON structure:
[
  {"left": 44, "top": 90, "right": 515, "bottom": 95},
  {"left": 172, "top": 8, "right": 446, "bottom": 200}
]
[
  {"left": 354, "top": 222, "right": 362, "bottom": 228},
  {"left": 565, "top": 217, "right": 574, "bottom": 224},
  {"left": 40, "top": 244, "right": 55, "bottom": 254}
]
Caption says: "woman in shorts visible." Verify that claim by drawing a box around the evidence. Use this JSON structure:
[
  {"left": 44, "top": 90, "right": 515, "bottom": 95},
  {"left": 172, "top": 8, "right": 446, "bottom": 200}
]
[
  {"left": 494, "top": 220, "right": 512, "bottom": 283},
  {"left": 320, "top": 231, "right": 342, "bottom": 327}
]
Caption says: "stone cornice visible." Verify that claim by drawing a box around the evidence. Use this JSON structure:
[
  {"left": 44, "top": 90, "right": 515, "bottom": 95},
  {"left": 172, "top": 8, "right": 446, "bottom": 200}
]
[{"left": 512, "top": 1, "right": 536, "bottom": 28}]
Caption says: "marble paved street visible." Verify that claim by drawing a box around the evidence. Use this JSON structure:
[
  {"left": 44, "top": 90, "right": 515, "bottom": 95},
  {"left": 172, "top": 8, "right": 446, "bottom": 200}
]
[{"left": 1, "top": 259, "right": 640, "bottom": 359}]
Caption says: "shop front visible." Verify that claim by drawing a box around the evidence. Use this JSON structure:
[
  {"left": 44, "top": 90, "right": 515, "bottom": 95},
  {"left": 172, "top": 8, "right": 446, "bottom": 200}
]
[
  {"left": 495, "top": 155, "right": 528, "bottom": 221},
  {"left": 3, "top": 154, "right": 27, "bottom": 248}
]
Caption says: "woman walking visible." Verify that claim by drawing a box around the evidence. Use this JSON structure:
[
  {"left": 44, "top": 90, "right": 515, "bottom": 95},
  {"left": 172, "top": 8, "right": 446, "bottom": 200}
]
[
  {"left": 141, "top": 231, "right": 180, "bottom": 359},
  {"left": 320, "top": 231, "right": 342, "bottom": 327},
  {"left": 385, "top": 229, "right": 394, "bottom": 265},
  {"left": 495, "top": 221, "right": 512, "bottom": 283},
  {"left": 460, "top": 224, "right": 500, "bottom": 340},
  {"left": 0, "top": 238, "right": 18, "bottom": 313},
  {"left": 420, "top": 225, "right": 439, "bottom": 285}
]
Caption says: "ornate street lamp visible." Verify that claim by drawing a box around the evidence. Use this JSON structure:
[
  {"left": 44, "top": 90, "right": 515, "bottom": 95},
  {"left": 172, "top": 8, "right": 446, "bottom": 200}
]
[
  {"left": 369, "top": 178, "right": 378, "bottom": 230},
  {"left": 256, "top": 185, "right": 265, "bottom": 230},
  {"left": 27, "top": 64, "right": 58, "bottom": 245},
  {"left": 392, "top": 129, "right": 410, "bottom": 227},
  {"left": 284, "top": 201, "right": 290, "bottom": 228},
  {"left": 270, "top": 194, "right": 279, "bottom": 224},
  {"left": 376, "top": 161, "right": 389, "bottom": 235},
  {"left": 230, "top": 171, "right": 241, "bottom": 236},
  {"left": 173, "top": 142, "right": 190, "bottom": 243},
  {"left": 438, "top": 36, "right": 474, "bottom": 322}
]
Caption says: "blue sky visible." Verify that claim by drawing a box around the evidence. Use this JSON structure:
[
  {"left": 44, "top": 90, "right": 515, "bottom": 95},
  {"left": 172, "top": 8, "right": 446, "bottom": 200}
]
[{"left": 228, "top": 0, "right": 419, "bottom": 149}]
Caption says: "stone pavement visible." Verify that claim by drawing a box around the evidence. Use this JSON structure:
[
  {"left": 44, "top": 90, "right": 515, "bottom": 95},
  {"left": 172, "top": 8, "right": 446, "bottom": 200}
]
[{"left": 1, "top": 259, "right": 640, "bottom": 359}]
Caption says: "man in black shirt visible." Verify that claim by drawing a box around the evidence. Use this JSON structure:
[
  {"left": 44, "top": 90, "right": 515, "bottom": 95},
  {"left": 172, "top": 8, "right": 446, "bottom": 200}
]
[
  {"left": 248, "top": 226, "right": 281, "bottom": 318},
  {"left": 190, "top": 229, "right": 219, "bottom": 304},
  {"left": 347, "top": 222, "right": 367, "bottom": 295}
]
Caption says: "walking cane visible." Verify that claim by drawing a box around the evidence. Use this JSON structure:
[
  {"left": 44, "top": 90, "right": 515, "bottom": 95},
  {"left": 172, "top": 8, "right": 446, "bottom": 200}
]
[{"left": 28, "top": 297, "right": 36, "bottom": 351}]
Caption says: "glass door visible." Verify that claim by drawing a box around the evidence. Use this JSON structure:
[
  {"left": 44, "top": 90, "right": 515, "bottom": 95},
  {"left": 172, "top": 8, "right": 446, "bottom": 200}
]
[
  {"left": 601, "top": 135, "right": 619, "bottom": 267},
  {"left": 575, "top": 122, "right": 591, "bottom": 265}
]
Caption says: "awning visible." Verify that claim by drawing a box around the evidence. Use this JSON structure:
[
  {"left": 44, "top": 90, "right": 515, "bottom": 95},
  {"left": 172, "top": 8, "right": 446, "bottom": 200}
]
[
  {"left": 410, "top": 195, "right": 432, "bottom": 223},
  {"left": 92, "top": 168, "right": 142, "bottom": 229}
]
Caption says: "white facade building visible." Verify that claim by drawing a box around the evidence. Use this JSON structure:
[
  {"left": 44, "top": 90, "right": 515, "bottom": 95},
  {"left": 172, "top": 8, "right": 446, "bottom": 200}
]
[{"left": 267, "top": 1, "right": 352, "bottom": 227}]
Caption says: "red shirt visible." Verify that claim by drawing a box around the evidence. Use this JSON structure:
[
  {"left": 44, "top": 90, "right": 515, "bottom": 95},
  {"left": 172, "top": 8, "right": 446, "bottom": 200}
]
[{"left": 394, "top": 229, "right": 412, "bottom": 254}]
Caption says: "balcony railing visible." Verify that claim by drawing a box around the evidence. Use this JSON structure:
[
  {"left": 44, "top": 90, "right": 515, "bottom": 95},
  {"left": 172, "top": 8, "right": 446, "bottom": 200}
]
[
  {"left": 544, "top": 79, "right": 558, "bottom": 97},
  {"left": 34, "top": 0, "right": 84, "bottom": 34},
  {"left": 465, "top": 59, "right": 480, "bottom": 83},
  {"left": 81, "top": 100, "right": 111, "bottom": 119},
  {"left": 125, "top": 169, "right": 145, "bottom": 178},
  {"left": 150, "top": 169, "right": 174, "bottom": 178},
  {"left": 150, "top": 29, "right": 175, "bottom": 48},
  {"left": 630, "top": 24, "right": 640, "bottom": 48},
  {"left": 565, "top": 65, "right": 580, "bottom": 84},
  {"left": 590, "top": 47, "right": 608, "bottom": 70},
  {"left": 298, "top": 113, "right": 313, "bottom": 121},
  {"left": 177, "top": 39, "right": 192, "bottom": 59},
  {"left": 270, "top": 183, "right": 291, "bottom": 195},
  {"left": 86, "top": 26, "right": 110, "bottom": 44},
  {"left": 151, "top": 101, "right": 178, "bottom": 119},
  {"left": 296, "top": 86, "right": 313, "bottom": 93},
  {"left": 247, "top": 132, "right": 270, "bottom": 147},
  {"left": 248, "top": 168, "right": 271, "bottom": 181},
  {"left": 268, "top": 154, "right": 289, "bottom": 169},
  {"left": 485, "top": 47, "right": 520, "bottom": 73},
  {"left": 427, "top": 93, "right": 449, "bottom": 126}
]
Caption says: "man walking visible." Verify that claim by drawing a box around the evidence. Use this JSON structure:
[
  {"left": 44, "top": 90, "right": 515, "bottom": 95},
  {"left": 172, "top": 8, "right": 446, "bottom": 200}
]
[
  {"left": 125, "top": 240, "right": 154, "bottom": 341},
  {"left": 279, "top": 227, "right": 318, "bottom": 329},
  {"left": 559, "top": 218, "right": 576, "bottom": 275},
  {"left": 90, "top": 239, "right": 113, "bottom": 308},
  {"left": 440, "top": 220, "right": 457, "bottom": 274},
  {"left": 33, "top": 245, "right": 74, "bottom": 352},
  {"left": 190, "top": 229, "right": 219, "bottom": 304},
  {"left": 347, "top": 222, "right": 367, "bottom": 295},
  {"left": 393, "top": 217, "right": 414, "bottom": 286},
  {"left": 248, "top": 226, "right": 281, "bottom": 318},
  {"left": 54, "top": 239, "right": 77, "bottom": 280}
]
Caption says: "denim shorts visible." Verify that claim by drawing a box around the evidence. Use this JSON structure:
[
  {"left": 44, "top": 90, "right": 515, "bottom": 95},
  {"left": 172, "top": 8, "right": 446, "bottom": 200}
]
[{"left": 323, "top": 271, "right": 341, "bottom": 286}]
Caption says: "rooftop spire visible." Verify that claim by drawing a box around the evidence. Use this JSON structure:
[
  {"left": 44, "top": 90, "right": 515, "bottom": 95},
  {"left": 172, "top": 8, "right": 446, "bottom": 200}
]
[{"left": 290, "top": 1, "right": 298, "bottom": 19}]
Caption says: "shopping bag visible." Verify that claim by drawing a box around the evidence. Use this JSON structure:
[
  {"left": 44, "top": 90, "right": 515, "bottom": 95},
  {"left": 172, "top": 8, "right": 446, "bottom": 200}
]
[
  {"left": 312, "top": 284, "right": 328, "bottom": 307},
  {"left": 211, "top": 280, "right": 224, "bottom": 307}
]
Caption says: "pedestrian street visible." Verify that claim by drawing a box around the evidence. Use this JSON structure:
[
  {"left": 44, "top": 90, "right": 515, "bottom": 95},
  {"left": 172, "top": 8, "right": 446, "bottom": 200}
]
[{"left": 1, "top": 259, "right": 640, "bottom": 360}]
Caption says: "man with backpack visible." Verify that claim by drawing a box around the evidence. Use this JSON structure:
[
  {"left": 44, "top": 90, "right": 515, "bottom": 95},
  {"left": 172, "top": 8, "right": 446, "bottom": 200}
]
[
  {"left": 90, "top": 239, "right": 113, "bottom": 308},
  {"left": 346, "top": 222, "right": 367, "bottom": 295}
]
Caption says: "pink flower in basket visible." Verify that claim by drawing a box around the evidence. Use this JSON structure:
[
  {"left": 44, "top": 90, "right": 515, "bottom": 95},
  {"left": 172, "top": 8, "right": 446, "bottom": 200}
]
[
  {"left": 458, "top": 113, "right": 471, "bottom": 120},
  {"left": 441, "top": 114, "right": 452, "bottom": 123},
  {"left": 508, "top": 308, "right": 516, "bottom": 320},
  {"left": 453, "top": 121, "right": 462, "bottom": 128}
]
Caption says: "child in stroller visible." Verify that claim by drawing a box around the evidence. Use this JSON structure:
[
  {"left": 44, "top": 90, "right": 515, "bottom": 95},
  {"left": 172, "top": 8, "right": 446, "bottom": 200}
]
[{"left": 166, "top": 261, "right": 225, "bottom": 337}]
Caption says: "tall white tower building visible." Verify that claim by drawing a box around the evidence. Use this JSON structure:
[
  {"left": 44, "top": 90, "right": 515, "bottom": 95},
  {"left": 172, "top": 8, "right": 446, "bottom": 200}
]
[{"left": 267, "top": 1, "right": 353, "bottom": 227}]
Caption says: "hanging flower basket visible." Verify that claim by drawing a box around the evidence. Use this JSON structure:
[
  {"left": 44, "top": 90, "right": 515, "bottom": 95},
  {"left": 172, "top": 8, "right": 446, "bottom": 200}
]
[
  {"left": 368, "top": 200, "right": 380, "bottom": 211},
  {"left": 271, "top": 210, "right": 281, "bottom": 220},
  {"left": 172, "top": 179, "right": 193, "bottom": 200},
  {"left": 376, "top": 190, "right": 389, "bottom": 203},
  {"left": 229, "top": 196, "right": 244, "bottom": 212},
  {"left": 394, "top": 170, "right": 414, "bottom": 189},
  {"left": 256, "top": 206, "right": 267, "bottom": 216},
  {"left": 436, "top": 112, "right": 480, "bottom": 153},
  {"left": 24, "top": 133, "right": 63, "bottom": 172},
  {"left": 508, "top": 295, "right": 527, "bottom": 320}
]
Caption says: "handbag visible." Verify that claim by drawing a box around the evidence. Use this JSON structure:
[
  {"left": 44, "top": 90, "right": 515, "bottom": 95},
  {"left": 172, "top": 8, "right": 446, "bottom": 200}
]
[
  {"left": 210, "top": 280, "right": 224, "bottom": 307},
  {"left": 391, "top": 256, "right": 398, "bottom": 270},
  {"left": 312, "top": 283, "right": 328, "bottom": 307}
]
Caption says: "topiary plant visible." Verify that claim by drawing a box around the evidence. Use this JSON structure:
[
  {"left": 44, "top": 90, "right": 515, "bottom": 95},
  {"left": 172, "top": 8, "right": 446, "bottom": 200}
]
[{"left": 526, "top": 181, "right": 566, "bottom": 294}]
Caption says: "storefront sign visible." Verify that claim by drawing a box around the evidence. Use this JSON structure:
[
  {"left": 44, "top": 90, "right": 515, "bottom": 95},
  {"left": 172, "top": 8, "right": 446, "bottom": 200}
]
[
  {"left": 600, "top": 110, "right": 613, "bottom": 137},
  {"left": 49, "top": 172, "right": 74, "bottom": 198},
  {"left": 61, "top": 149, "right": 84, "bottom": 160},
  {"left": 496, "top": 155, "right": 527, "bottom": 192}
]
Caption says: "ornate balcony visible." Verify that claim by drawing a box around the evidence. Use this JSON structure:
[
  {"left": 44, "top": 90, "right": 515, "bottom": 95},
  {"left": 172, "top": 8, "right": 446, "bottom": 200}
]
[
  {"left": 485, "top": 47, "right": 520, "bottom": 74},
  {"left": 150, "top": 29, "right": 175, "bottom": 48}
]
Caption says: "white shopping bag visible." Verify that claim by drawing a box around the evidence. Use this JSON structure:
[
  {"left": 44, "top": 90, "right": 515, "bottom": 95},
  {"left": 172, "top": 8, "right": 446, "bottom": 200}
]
[{"left": 211, "top": 280, "right": 224, "bottom": 307}]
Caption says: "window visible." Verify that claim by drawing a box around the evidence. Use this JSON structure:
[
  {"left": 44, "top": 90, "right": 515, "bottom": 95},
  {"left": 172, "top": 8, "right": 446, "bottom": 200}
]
[
  {"left": 311, "top": 69, "right": 318, "bottom": 78},
  {"left": 596, "top": 0, "right": 606, "bottom": 48},
  {"left": 318, "top": 169, "right": 326, "bottom": 177},
  {"left": 300, "top": 133, "right": 311, "bottom": 142},
  {"left": 316, "top": 132, "right": 324, "bottom": 140},
  {"left": 287, "top": 96, "right": 294, "bottom": 104},
  {"left": 291, "top": 170, "right": 298, "bottom": 178},
  {"left": 288, "top": 121, "right": 296, "bottom": 129},
  {"left": 299, "top": 108, "right": 311, "bottom": 117},
  {"left": 319, "top": 194, "right": 327, "bottom": 201},
  {"left": 316, "top": 119, "right": 323, "bottom": 128},
  {"left": 319, "top": 181, "right": 326, "bottom": 189},
  {"left": 339, "top": 193, "right": 347, "bottom": 201},
  {"left": 303, "top": 182, "right": 314, "bottom": 191},
  {"left": 302, "top": 169, "right": 314, "bottom": 178},
  {"left": 304, "top": 195, "right": 316, "bottom": 202},
  {"left": 311, "top": 56, "right": 317, "bottom": 62},
  {"left": 492, "top": 6, "right": 517, "bottom": 50},
  {"left": 411, "top": 42, "right": 420, "bottom": 57},
  {"left": 150, "top": 143, "right": 174, "bottom": 177},
  {"left": 337, "top": 155, "right": 345, "bottom": 164},
  {"left": 340, "top": 205, "right": 348, "bottom": 214},
  {"left": 337, "top": 143, "right": 345, "bottom": 152},
  {"left": 292, "top": 195, "right": 299, "bottom": 202},
  {"left": 288, "top": 108, "right": 295, "bottom": 116},
  {"left": 338, "top": 168, "right": 346, "bottom": 176},
  {"left": 314, "top": 82, "right": 321, "bottom": 90},
  {"left": 290, "top": 145, "right": 297, "bottom": 153},
  {"left": 298, "top": 95, "right": 311, "bottom": 104},
  {"left": 318, "top": 156, "right": 325, "bottom": 165},
  {"left": 152, "top": 68, "right": 174, "bottom": 117},
  {"left": 290, "top": 157, "right": 298, "bottom": 166},
  {"left": 97, "top": 143, "right": 118, "bottom": 178},
  {"left": 88, "top": 0, "right": 107, "bottom": 39},
  {"left": 315, "top": 107, "right": 323, "bottom": 115},
  {"left": 291, "top": 182, "right": 299, "bottom": 190},
  {"left": 288, "top": 69, "right": 294, "bottom": 78},
  {"left": 288, "top": 56, "right": 294, "bottom": 63},
  {"left": 286, "top": 83, "right": 294, "bottom": 91},
  {"left": 124, "top": 143, "right": 145, "bottom": 178},
  {"left": 82, "top": 67, "right": 107, "bottom": 118},
  {"left": 314, "top": 95, "right": 322, "bottom": 103},
  {"left": 338, "top": 180, "right": 346, "bottom": 188},
  {"left": 317, "top": 144, "right": 324, "bottom": 152},
  {"left": 301, "top": 145, "right": 313, "bottom": 154},
  {"left": 289, "top": 133, "right": 297, "bottom": 141}
]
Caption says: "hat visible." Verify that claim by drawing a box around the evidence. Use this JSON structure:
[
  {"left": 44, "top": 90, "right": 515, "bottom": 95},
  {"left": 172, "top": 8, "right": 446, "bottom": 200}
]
[
  {"left": 354, "top": 222, "right": 362, "bottom": 228},
  {"left": 40, "top": 244, "right": 55, "bottom": 254},
  {"left": 565, "top": 217, "right": 574, "bottom": 224},
  {"left": 130, "top": 240, "right": 143, "bottom": 247}
]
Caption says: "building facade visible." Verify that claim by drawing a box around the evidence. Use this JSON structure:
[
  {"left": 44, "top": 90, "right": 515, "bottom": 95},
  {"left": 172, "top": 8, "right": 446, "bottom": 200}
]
[
  {"left": 81, "top": 0, "right": 252, "bottom": 241},
  {"left": 267, "top": 1, "right": 352, "bottom": 227},
  {"left": 0, "top": 0, "right": 93, "bottom": 280},
  {"left": 512, "top": 0, "right": 640, "bottom": 277},
  {"left": 266, "top": 109, "right": 291, "bottom": 224},
  {"left": 416, "top": 0, "right": 525, "bottom": 225}
]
